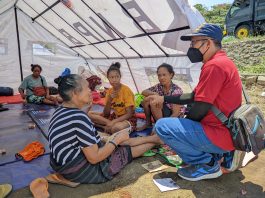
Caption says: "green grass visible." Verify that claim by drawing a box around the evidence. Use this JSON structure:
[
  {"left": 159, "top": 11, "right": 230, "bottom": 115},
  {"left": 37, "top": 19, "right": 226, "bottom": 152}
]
[
  {"left": 223, "top": 35, "right": 265, "bottom": 74},
  {"left": 222, "top": 35, "right": 265, "bottom": 44},
  {"left": 238, "top": 56, "right": 265, "bottom": 74},
  {"left": 222, "top": 36, "right": 238, "bottom": 43}
]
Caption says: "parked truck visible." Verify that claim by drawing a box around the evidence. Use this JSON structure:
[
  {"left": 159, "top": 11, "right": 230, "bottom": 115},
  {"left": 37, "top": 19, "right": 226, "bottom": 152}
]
[{"left": 224, "top": 0, "right": 265, "bottom": 39}]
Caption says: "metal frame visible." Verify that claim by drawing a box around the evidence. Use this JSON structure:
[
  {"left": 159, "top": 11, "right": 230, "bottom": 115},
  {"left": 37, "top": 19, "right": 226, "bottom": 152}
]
[
  {"left": 116, "top": 0, "right": 168, "bottom": 57},
  {"left": 32, "top": 0, "right": 60, "bottom": 21},
  {"left": 81, "top": 0, "right": 143, "bottom": 58},
  {"left": 14, "top": 7, "right": 23, "bottom": 81},
  {"left": 21, "top": 0, "right": 92, "bottom": 59},
  {"left": 39, "top": 0, "right": 109, "bottom": 59}
]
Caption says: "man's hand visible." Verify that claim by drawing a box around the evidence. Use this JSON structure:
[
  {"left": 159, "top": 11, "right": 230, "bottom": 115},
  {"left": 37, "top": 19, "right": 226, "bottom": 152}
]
[{"left": 146, "top": 95, "right": 164, "bottom": 109}]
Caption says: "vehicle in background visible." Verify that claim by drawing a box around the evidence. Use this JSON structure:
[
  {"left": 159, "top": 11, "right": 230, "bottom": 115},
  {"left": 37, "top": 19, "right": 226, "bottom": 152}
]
[{"left": 224, "top": 0, "right": 265, "bottom": 39}]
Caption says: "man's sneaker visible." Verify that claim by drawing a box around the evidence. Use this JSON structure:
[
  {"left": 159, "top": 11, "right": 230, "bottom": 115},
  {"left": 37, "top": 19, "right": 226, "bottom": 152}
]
[
  {"left": 177, "top": 160, "right": 222, "bottom": 181},
  {"left": 221, "top": 150, "right": 245, "bottom": 172}
]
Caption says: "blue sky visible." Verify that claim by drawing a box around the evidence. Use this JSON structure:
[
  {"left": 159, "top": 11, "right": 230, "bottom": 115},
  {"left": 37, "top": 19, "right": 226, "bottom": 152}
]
[{"left": 189, "top": 0, "right": 234, "bottom": 8}]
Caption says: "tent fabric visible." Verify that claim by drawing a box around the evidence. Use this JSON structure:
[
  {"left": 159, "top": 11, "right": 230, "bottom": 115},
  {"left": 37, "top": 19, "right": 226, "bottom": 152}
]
[{"left": 0, "top": 0, "right": 204, "bottom": 93}]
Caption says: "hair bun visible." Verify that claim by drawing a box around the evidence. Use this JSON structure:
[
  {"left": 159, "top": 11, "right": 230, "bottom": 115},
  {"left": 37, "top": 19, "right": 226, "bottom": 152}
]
[
  {"left": 111, "top": 62, "right": 121, "bottom": 69},
  {"left": 54, "top": 76, "right": 63, "bottom": 85}
]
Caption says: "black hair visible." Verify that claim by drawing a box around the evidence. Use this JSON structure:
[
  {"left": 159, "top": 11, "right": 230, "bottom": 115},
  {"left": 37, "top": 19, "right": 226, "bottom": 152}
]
[
  {"left": 213, "top": 39, "right": 222, "bottom": 49},
  {"left": 107, "top": 62, "right": 121, "bottom": 77},
  {"left": 213, "top": 40, "right": 222, "bottom": 49},
  {"left": 54, "top": 74, "right": 83, "bottom": 102},
  {"left": 31, "top": 64, "right": 42, "bottom": 72},
  {"left": 157, "top": 63, "right": 175, "bottom": 77}
]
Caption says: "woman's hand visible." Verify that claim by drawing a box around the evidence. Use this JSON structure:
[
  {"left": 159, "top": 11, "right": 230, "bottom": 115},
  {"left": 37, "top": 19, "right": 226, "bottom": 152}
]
[
  {"left": 109, "top": 130, "right": 129, "bottom": 145},
  {"left": 21, "top": 93, "right": 26, "bottom": 99},
  {"left": 109, "top": 90, "right": 118, "bottom": 100},
  {"left": 46, "top": 94, "right": 51, "bottom": 99},
  {"left": 104, "top": 120, "right": 115, "bottom": 133},
  {"left": 146, "top": 95, "right": 164, "bottom": 109}
]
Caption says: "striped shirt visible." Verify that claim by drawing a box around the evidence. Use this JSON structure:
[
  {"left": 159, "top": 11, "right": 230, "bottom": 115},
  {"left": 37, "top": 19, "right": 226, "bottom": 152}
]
[{"left": 48, "top": 106, "right": 100, "bottom": 166}]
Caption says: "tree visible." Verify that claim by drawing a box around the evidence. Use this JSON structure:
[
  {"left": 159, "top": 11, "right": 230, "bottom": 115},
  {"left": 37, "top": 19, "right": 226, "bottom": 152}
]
[{"left": 194, "top": 3, "right": 231, "bottom": 29}]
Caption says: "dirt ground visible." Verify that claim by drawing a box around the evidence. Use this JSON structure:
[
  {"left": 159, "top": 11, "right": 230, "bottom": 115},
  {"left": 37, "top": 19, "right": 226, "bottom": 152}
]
[{"left": 9, "top": 85, "right": 265, "bottom": 198}]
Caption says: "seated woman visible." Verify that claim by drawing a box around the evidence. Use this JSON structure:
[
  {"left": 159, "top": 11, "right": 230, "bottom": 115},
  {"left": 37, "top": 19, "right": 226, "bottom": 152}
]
[
  {"left": 137, "top": 63, "right": 183, "bottom": 131},
  {"left": 88, "top": 62, "right": 136, "bottom": 134},
  {"left": 49, "top": 74, "right": 162, "bottom": 184},
  {"left": 18, "top": 64, "right": 58, "bottom": 105}
]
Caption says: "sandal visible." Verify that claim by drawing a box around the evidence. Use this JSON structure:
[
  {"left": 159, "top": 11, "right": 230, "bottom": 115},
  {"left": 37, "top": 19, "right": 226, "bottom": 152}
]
[
  {"left": 30, "top": 178, "right": 49, "bottom": 198},
  {"left": 0, "top": 184, "right": 12, "bottom": 198},
  {"left": 15, "top": 141, "right": 45, "bottom": 162}
]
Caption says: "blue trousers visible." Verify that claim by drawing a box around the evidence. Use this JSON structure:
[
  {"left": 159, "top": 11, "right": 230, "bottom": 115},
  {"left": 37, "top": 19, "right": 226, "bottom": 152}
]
[{"left": 155, "top": 118, "right": 226, "bottom": 164}]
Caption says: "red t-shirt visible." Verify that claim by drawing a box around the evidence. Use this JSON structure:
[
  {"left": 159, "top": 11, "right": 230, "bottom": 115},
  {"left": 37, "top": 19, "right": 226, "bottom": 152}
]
[{"left": 194, "top": 50, "right": 242, "bottom": 151}]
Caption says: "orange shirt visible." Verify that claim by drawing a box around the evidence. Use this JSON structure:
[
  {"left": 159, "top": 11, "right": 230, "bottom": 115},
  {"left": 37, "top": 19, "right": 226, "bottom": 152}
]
[{"left": 105, "top": 84, "right": 135, "bottom": 116}]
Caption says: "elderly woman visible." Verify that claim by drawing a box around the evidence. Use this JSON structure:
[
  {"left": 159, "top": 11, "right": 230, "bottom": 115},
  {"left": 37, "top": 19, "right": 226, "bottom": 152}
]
[
  {"left": 18, "top": 64, "right": 58, "bottom": 105},
  {"left": 49, "top": 74, "right": 162, "bottom": 184}
]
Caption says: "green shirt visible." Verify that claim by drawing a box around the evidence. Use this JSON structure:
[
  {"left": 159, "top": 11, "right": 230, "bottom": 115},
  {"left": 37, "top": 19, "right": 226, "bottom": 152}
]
[{"left": 19, "top": 75, "right": 47, "bottom": 96}]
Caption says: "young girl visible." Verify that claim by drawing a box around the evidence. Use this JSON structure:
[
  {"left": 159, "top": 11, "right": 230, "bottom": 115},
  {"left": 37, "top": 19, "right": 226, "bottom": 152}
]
[{"left": 88, "top": 62, "right": 136, "bottom": 134}]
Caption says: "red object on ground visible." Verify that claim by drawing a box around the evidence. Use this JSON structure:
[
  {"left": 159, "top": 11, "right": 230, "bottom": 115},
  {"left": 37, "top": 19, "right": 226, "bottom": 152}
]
[
  {"left": 0, "top": 94, "right": 23, "bottom": 104},
  {"left": 15, "top": 141, "right": 45, "bottom": 162},
  {"left": 92, "top": 91, "right": 101, "bottom": 101},
  {"left": 92, "top": 97, "right": 105, "bottom": 105}
]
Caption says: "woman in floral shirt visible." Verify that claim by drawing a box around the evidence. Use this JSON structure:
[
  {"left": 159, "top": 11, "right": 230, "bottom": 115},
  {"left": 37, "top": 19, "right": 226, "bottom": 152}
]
[{"left": 137, "top": 63, "right": 183, "bottom": 131}]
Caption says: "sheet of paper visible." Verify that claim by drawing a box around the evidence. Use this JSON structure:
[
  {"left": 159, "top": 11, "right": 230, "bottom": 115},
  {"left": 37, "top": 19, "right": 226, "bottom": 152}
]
[
  {"left": 141, "top": 160, "right": 169, "bottom": 172},
  {"left": 153, "top": 178, "right": 180, "bottom": 192}
]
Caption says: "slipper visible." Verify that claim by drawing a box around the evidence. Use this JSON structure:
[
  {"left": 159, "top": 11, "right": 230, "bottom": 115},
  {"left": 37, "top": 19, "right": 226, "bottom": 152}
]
[
  {"left": 156, "top": 147, "right": 182, "bottom": 167},
  {"left": 45, "top": 173, "right": 80, "bottom": 188},
  {"left": 15, "top": 141, "right": 45, "bottom": 161},
  {"left": 143, "top": 150, "right": 156, "bottom": 157},
  {"left": 30, "top": 178, "right": 49, "bottom": 198},
  {"left": 0, "top": 184, "right": 12, "bottom": 198}
]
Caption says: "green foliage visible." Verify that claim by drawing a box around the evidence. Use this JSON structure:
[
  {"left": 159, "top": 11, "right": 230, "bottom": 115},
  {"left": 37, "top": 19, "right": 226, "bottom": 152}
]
[{"left": 194, "top": 3, "right": 231, "bottom": 29}]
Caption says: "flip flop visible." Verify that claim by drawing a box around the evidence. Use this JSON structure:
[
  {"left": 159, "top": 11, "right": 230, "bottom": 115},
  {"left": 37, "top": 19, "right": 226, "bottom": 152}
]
[
  {"left": 143, "top": 150, "right": 156, "bottom": 157},
  {"left": 0, "top": 184, "right": 12, "bottom": 198},
  {"left": 45, "top": 173, "right": 80, "bottom": 188},
  {"left": 30, "top": 178, "right": 49, "bottom": 198},
  {"left": 15, "top": 141, "right": 45, "bottom": 162}
]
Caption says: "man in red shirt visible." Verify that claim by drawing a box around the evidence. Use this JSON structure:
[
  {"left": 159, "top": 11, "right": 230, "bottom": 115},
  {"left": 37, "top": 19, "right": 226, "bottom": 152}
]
[{"left": 148, "top": 23, "right": 243, "bottom": 181}]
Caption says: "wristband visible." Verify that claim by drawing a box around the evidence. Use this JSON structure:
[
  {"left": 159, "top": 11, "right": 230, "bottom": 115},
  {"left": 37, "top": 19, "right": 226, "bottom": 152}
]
[{"left": 109, "top": 140, "right": 118, "bottom": 150}]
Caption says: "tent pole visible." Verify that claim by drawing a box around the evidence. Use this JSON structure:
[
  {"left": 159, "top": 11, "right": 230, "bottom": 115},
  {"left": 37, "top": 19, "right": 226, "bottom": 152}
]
[
  {"left": 125, "top": 59, "right": 139, "bottom": 93},
  {"left": 14, "top": 7, "right": 23, "bottom": 81}
]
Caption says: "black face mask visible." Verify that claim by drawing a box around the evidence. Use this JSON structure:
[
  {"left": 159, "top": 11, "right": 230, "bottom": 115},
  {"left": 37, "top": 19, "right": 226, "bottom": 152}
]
[{"left": 187, "top": 42, "right": 209, "bottom": 63}]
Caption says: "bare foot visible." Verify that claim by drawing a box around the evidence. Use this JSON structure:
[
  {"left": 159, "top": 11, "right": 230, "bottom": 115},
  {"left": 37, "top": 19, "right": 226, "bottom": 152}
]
[{"left": 153, "top": 134, "right": 164, "bottom": 145}]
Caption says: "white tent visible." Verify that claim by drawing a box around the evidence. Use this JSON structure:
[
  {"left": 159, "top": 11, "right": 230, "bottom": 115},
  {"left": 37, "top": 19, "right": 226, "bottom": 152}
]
[{"left": 0, "top": 0, "right": 205, "bottom": 93}]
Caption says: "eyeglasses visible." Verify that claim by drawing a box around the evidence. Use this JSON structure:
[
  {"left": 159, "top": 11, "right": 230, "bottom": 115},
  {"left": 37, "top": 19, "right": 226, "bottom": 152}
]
[{"left": 190, "top": 39, "right": 211, "bottom": 48}]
